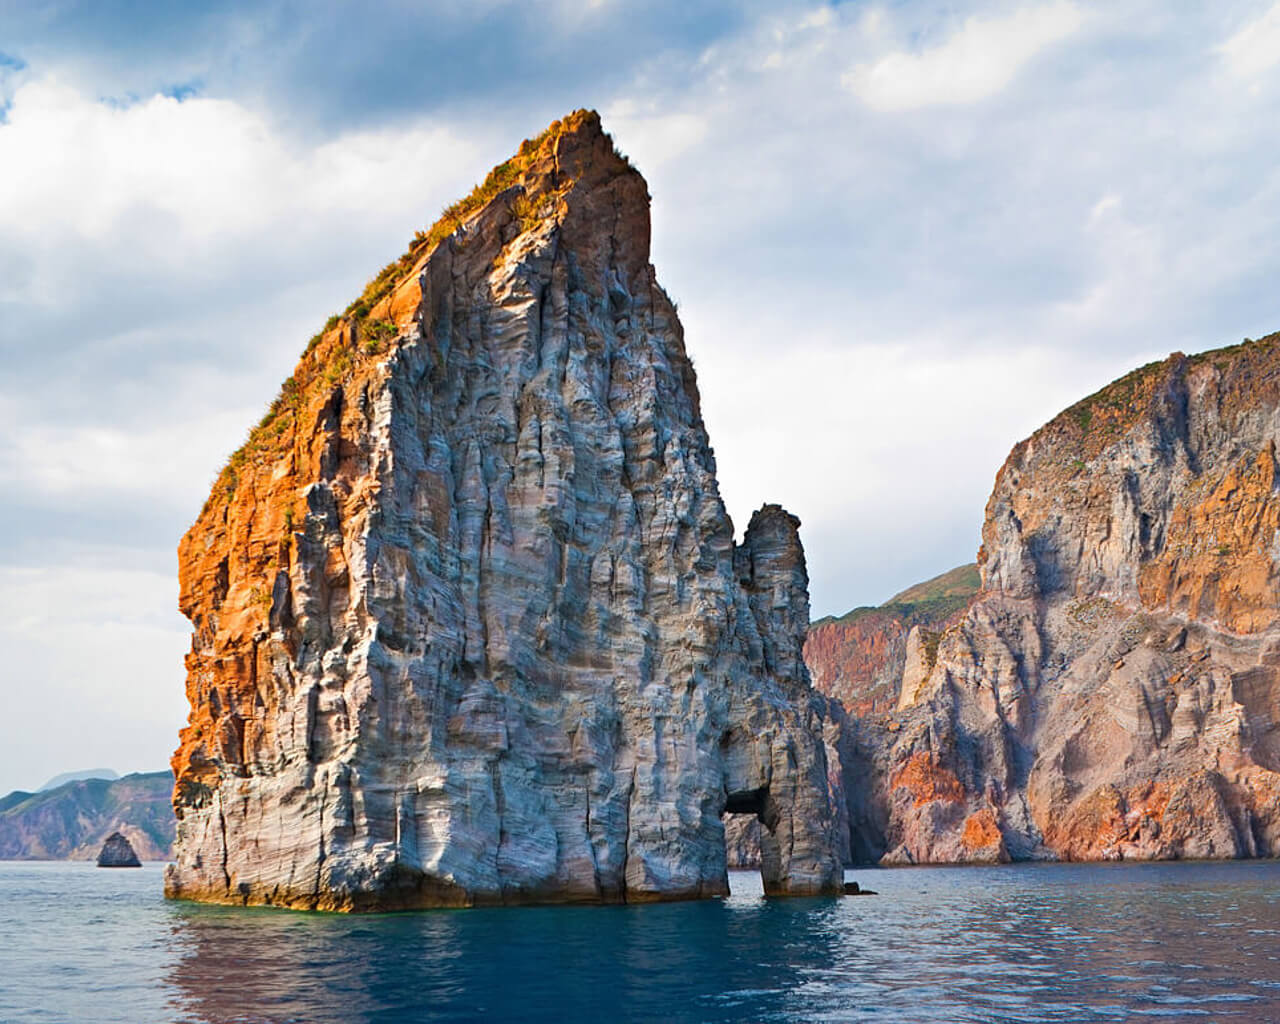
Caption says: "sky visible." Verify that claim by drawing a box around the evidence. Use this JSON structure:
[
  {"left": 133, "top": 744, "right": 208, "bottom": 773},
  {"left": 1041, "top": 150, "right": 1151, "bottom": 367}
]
[{"left": 2, "top": 1, "right": 1280, "bottom": 793}]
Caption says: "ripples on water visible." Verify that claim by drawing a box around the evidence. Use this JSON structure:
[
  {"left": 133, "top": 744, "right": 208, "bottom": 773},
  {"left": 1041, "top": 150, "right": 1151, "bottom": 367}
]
[{"left": 3, "top": 860, "right": 1280, "bottom": 1022}]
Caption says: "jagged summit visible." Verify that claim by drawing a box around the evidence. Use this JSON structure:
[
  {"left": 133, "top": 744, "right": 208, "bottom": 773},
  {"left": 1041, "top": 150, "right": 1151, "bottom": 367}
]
[
  {"left": 168, "top": 112, "right": 842, "bottom": 910},
  {"left": 203, "top": 109, "right": 641, "bottom": 515}
]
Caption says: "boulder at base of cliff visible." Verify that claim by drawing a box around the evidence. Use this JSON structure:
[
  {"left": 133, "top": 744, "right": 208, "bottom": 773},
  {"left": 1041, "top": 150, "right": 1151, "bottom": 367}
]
[{"left": 96, "top": 832, "right": 141, "bottom": 868}]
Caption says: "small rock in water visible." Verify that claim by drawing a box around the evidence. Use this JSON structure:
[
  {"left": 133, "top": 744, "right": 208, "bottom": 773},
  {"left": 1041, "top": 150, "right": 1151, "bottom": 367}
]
[
  {"left": 843, "top": 881, "right": 877, "bottom": 896},
  {"left": 96, "top": 832, "right": 141, "bottom": 868}
]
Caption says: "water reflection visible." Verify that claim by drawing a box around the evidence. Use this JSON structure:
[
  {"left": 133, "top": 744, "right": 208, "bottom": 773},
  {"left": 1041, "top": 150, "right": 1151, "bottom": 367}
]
[
  {"left": 164, "top": 875, "right": 844, "bottom": 1023},
  {"left": 53, "top": 861, "right": 1279, "bottom": 1023},
  {"left": 796, "top": 862, "right": 1280, "bottom": 1022}
]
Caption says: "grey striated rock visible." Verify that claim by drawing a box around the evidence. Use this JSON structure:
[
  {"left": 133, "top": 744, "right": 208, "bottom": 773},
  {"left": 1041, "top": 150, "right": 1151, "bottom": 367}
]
[
  {"left": 723, "top": 815, "right": 762, "bottom": 868},
  {"left": 97, "top": 832, "right": 141, "bottom": 868},
  {"left": 166, "top": 111, "right": 843, "bottom": 910},
  {"left": 725, "top": 695, "right": 854, "bottom": 869}
]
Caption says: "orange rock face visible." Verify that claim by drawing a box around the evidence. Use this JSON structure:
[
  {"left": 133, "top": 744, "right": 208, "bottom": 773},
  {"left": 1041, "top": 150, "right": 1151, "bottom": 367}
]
[
  {"left": 889, "top": 753, "right": 965, "bottom": 808},
  {"left": 875, "top": 752, "right": 1009, "bottom": 865},
  {"left": 805, "top": 611, "right": 910, "bottom": 717},
  {"left": 1038, "top": 774, "right": 1248, "bottom": 862},
  {"left": 172, "top": 343, "right": 393, "bottom": 816},
  {"left": 960, "top": 808, "right": 1002, "bottom": 852},
  {"left": 1138, "top": 443, "right": 1280, "bottom": 633}
]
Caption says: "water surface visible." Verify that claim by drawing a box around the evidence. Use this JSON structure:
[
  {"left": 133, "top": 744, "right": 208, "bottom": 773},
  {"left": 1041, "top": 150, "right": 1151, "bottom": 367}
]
[{"left": 3, "top": 859, "right": 1279, "bottom": 1022}]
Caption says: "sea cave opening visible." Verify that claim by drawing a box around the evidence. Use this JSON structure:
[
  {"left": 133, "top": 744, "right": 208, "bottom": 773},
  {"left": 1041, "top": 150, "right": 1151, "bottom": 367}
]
[{"left": 722, "top": 785, "right": 776, "bottom": 896}]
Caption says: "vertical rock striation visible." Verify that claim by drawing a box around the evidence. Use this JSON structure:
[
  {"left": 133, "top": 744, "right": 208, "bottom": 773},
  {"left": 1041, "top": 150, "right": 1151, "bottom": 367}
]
[
  {"left": 857, "top": 337, "right": 1280, "bottom": 863},
  {"left": 166, "top": 111, "right": 842, "bottom": 910}
]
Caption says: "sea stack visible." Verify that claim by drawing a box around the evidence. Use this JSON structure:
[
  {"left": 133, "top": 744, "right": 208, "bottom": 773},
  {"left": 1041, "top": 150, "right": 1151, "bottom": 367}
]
[
  {"left": 860, "top": 337, "right": 1280, "bottom": 863},
  {"left": 97, "top": 832, "right": 142, "bottom": 868},
  {"left": 166, "top": 110, "right": 843, "bottom": 910}
]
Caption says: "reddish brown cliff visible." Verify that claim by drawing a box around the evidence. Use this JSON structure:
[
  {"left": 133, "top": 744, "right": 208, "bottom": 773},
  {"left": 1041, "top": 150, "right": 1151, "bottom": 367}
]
[
  {"left": 855, "top": 336, "right": 1280, "bottom": 864},
  {"left": 805, "top": 565, "right": 979, "bottom": 716}
]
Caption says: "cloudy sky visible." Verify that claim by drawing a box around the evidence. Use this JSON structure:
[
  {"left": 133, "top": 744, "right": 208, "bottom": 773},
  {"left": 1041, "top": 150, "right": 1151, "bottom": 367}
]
[{"left": 2, "top": 1, "right": 1279, "bottom": 794}]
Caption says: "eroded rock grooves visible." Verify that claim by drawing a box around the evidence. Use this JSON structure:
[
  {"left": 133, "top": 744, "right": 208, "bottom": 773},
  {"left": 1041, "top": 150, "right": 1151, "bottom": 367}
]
[
  {"left": 166, "top": 110, "right": 843, "bottom": 910},
  {"left": 849, "top": 337, "right": 1280, "bottom": 863}
]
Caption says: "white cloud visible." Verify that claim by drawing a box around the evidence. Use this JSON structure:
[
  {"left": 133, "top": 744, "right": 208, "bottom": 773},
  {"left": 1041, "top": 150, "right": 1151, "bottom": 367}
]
[
  {"left": 0, "top": 566, "right": 190, "bottom": 795},
  {"left": 1218, "top": 3, "right": 1280, "bottom": 77},
  {"left": 690, "top": 322, "right": 1154, "bottom": 617},
  {"left": 7, "top": 5, "right": 1280, "bottom": 785},
  {"left": 1088, "top": 192, "right": 1123, "bottom": 223},
  {"left": 617, "top": 1, "right": 1280, "bottom": 612},
  {"left": 0, "top": 78, "right": 483, "bottom": 307},
  {"left": 0, "top": 74, "right": 506, "bottom": 546},
  {"left": 844, "top": 2, "right": 1086, "bottom": 111},
  {"left": 601, "top": 101, "right": 707, "bottom": 168},
  {"left": 2, "top": 406, "right": 249, "bottom": 508}
]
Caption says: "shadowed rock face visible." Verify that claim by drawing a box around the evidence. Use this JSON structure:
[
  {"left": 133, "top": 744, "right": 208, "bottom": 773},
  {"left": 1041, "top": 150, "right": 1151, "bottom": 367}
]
[
  {"left": 859, "top": 338, "right": 1280, "bottom": 863},
  {"left": 166, "top": 111, "right": 843, "bottom": 910}
]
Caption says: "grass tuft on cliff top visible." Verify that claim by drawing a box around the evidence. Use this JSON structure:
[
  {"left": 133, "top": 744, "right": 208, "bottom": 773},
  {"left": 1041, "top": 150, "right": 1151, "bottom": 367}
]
[
  {"left": 1047, "top": 332, "right": 1280, "bottom": 459},
  {"left": 812, "top": 563, "right": 981, "bottom": 630},
  {"left": 204, "top": 109, "right": 617, "bottom": 515}
]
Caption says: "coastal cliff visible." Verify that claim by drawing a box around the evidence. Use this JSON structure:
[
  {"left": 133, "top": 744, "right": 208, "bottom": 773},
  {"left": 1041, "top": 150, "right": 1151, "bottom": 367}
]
[
  {"left": 805, "top": 565, "right": 979, "bottom": 718},
  {"left": 847, "top": 337, "right": 1280, "bottom": 863},
  {"left": 166, "top": 111, "right": 843, "bottom": 910}
]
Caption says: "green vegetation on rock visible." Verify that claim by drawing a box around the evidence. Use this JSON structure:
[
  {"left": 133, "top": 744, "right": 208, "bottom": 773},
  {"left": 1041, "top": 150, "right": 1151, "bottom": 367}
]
[
  {"left": 812, "top": 563, "right": 981, "bottom": 629},
  {"left": 1046, "top": 333, "right": 1280, "bottom": 462}
]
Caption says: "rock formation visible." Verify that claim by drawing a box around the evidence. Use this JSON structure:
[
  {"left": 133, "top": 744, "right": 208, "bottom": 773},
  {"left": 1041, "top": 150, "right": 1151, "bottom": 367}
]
[
  {"left": 0, "top": 772, "right": 174, "bottom": 860},
  {"left": 799, "top": 566, "right": 978, "bottom": 863},
  {"left": 166, "top": 111, "right": 843, "bottom": 910},
  {"left": 805, "top": 565, "right": 979, "bottom": 717},
  {"left": 97, "top": 832, "right": 142, "bottom": 867},
  {"left": 843, "top": 337, "right": 1280, "bottom": 863}
]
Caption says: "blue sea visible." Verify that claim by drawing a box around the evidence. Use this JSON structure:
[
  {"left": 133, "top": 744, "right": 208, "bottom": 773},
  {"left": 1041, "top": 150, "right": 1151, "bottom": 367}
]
[{"left": 3, "top": 860, "right": 1280, "bottom": 1022}]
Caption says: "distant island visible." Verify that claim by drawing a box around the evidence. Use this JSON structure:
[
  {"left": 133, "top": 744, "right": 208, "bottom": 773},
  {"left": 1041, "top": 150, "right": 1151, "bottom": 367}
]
[
  {"left": 0, "top": 772, "right": 173, "bottom": 861},
  {"left": 38, "top": 769, "right": 119, "bottom": 791}
]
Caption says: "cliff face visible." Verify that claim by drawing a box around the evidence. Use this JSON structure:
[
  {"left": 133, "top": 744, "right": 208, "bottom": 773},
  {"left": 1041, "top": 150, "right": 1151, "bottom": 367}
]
[
  {"left": 869, "top": 337, "right": 1280, "bottom": 863},
  {"left": 166, "top": 111, "right": 843, "bottom": 910},
  {"left": 805, "top": 565, "right": 979, "bottom": 717},
  {"left": 0, "top": 772, "right": 174, "bottom": 860}
]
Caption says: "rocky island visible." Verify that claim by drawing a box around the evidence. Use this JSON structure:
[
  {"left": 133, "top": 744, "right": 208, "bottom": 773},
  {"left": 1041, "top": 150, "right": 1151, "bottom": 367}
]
[
  {"left": 97, "top": 832, "right": 142, "bottom": 868},
  {"left": 0, "top": 771, "right": 174, "bottom": 861},
  {"left": 166, "top": 111, "right": 844, "bottom": 910}
]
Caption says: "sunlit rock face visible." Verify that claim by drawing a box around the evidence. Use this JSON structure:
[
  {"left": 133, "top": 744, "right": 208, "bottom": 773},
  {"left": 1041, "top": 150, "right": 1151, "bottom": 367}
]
[
  {"left": 165, "top": 111, "right": 843, "bottom": 910},
  {"left": 857, "top": 339, "right": 1280, "bottom": 863}
]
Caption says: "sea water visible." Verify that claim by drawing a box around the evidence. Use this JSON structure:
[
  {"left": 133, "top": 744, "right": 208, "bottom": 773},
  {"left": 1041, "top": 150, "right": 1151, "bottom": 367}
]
[{"left": 3, "top": 859, "right": 1280, "bottom": 1022}]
